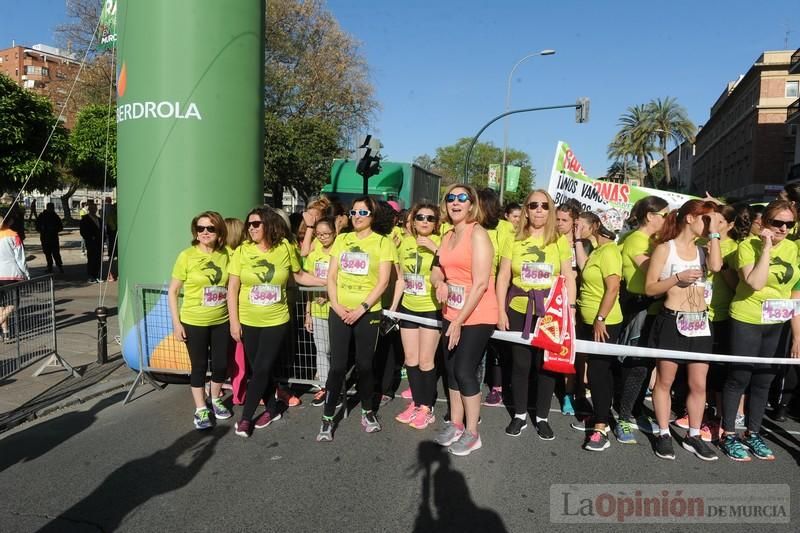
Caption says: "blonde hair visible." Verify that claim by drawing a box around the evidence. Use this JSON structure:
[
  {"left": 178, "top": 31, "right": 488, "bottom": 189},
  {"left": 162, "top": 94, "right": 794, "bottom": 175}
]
[
  {"left": 516, "top": 189, "right": 558, "bottom": 245},
  {"left": 224, "top": 217, "right": 245, "bottom": 249},
  {"left": 440, "top": 183, "right": 484, "bottom": 226}
]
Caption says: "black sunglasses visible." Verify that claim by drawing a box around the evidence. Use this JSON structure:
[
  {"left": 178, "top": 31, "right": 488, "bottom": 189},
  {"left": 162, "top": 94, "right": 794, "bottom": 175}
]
[
  {"left": 766, "top": 218, "right": 796, "bottom": 230},
  {"left": 446, "top": 192, "right": 470, "bottom": 203},
  {"left": 246, "top": 220, "right": 263, "bottom": 229},
  {"left": 414, "top": 214, "right": 437, "bottom": 223},
  {"left": 195, "top": 225, "right": 217, "bottom": 234},
  {"left": 527, "top": 202, "right": 550, "bottom": 211}
]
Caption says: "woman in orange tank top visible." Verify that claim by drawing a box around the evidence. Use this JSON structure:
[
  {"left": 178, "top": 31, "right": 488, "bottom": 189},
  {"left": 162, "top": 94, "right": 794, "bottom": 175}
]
[{"left": 430, "top": 184, "right": 498, "bottom": 456}]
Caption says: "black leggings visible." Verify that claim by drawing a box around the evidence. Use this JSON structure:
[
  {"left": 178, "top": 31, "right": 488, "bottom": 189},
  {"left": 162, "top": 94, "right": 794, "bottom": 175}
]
[
  {"left": 442, "top": 319, "right": 494, "bottom": 397},
  {"left": 617, "top": 314, "right": 655, "bottom": 420},
  {"left": 577, "top": 321, "right": 622, "bottom": 425},
  {"left": 241, "top": 323, "right": 288, "bottom": 421},
  {"left": 182, "top": 321, "right": 230, "bottom": 388},
  {"left": 323, "top": 310, "right": 381, "bottom": 417},
  {"left": 721, "top": 319, "right": 786, "bottom": 433},
  {"left": 507, "top": 309, "right": 558, "bottom": 419}
]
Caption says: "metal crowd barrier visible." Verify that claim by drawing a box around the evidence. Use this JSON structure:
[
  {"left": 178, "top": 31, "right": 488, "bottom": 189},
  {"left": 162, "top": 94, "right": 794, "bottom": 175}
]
[
  {"left": 0, "top": 275, "right": 78, "bottom": 380},
  {"left": 129, "top": 284, "right": 332, "bottom": 392}
]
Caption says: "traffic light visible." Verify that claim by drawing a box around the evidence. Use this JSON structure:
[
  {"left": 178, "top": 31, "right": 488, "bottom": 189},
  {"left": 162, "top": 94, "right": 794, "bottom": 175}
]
[
  {"left": 356, "top": 135, "right": 381, "bottom": 179},
  {"left": 576, "top": 97, "right": 590, "bottom": 124}
]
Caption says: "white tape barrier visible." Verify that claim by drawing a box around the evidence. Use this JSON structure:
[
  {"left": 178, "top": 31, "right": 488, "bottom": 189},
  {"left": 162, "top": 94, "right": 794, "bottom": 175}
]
[{"left": 383, "top": 310, "right": 800, "bottom": 366}]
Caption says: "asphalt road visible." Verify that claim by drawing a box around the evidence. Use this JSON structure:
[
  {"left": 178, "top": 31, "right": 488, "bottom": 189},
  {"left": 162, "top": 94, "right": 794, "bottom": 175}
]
[{"left": 1, "top": 383, "right": 799, "bottom": 532}]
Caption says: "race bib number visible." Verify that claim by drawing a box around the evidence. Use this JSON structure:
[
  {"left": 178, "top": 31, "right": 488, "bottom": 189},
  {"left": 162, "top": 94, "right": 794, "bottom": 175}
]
[
  {"left": 202, "top": 286, "right": 227, "bottom": 307},
  {"left": 703, "top": 280, "right": 713, "bottom": 306},
  {"left": 249, "top": 284, "right": 281, "bottom": 306},
  {"left": 314, "top": 260, "right": 329, "bottom": 280},
  {"left": 340, "top": 252, "right": 369, "bottom": 275},
  {"left": 403, "top": 273, "right": 427, "bottom": 296},
  {"left": 676, "top": 311, "right": 710, "bottom": 337},
  {"left": 761, "top": 299, "right": 800, "bottom": 323},
  {"left": 521, "top": 262, "right": 553, "bottom": 284},
  {"left": 447, "top": 284, "right": 465, "bottom": 310}
]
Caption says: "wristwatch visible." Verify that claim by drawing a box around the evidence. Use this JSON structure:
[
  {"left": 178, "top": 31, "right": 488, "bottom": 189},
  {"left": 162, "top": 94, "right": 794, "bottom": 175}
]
[
  {"left": 596, "top": 315, "right": 605, "bottom": 323},
  {"left": 360, "top": 302, "right": 370, "bottom": 311}
]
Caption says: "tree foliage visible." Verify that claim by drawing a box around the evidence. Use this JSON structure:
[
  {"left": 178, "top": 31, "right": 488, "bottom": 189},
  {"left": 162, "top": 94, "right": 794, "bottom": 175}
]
[
  {"left": 416, "top": 138, "right": 535, "bottom": 205},
  {"left": 0, "top": 74, "right": 69, "bottom": 194},
  {"left": 69, "top": 103, "right": 117, "bottom": 188}
]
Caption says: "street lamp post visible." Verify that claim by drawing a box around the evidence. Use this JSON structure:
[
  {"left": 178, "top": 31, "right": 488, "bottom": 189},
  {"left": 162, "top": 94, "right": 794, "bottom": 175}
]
[{"left": 500, "top": 49, "right": 555, "bottom": 202}]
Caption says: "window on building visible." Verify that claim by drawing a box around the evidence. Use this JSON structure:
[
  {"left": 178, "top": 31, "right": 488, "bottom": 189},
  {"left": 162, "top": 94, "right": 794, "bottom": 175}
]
[
  {"left": 41, "top": 66, "right": 49, "bottom": 77},
  {"left": 787, "top": 81, "right": 800, "bottom": 98},
  {"left": 0, "top": 57, "right": 3, "bottom": 64}
]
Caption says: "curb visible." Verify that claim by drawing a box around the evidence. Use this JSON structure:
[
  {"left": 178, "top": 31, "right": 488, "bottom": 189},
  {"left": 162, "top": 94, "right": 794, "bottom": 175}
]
[{"left": 34, "top": 375, "right": 136, "bottom": 419}]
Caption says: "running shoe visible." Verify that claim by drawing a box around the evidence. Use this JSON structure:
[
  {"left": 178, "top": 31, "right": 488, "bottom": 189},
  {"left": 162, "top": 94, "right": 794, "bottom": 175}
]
[
  {"left": 311, "top": 388, "right": 326, "bottom": 407},
  {"left": 410, "top": 406, "right": 435, "bottom": 430},
  {"left": 682, "top": 435, "right": 718, "bottom": 461},
  {"left": 570, "top": 420, "right": 590, "bottom": 432},
  {"left": 448, "top": 430, "right": 482, "bottom": 456},
  {"left": 193, "top": 408, "right": 213, "bottom": 430},
  {"left": 505, "top": 417, "right": 528, "bottom": 437},
  {"left": 584, "top": 429, "right": 610, "bottom": 452},
  {"left": 742, "top": 432, "right": 775, "bottom": 461},
  {"left": 361, "top": 411, "right": 382, "bottom": 433},
  {"left": 654, "top": 434, "right": 675, "bottom": 460},
  {"left": 735, "top": 413, "right": 746, "bottom": 429},
  {"left": 254, "top": 410, "right": 281, "bottom": 429},
  {"left": 613, "top": 418, "right": 637, "bottom": 444},
  {"left": 316, "top": 417, "right": 334, "bottom": 442},
  {"left": 535, "top": 420, "right": 555, "bottom": 441},
  {"left": 561, "top": 395, "right": 575, "bottom": 416},
  {"left": 395, "top": 402, "right": 418, "bottom": 424},
  {"left": 234, "top": 418, "right": 253, "bottom": 438},
  {"left": 634, "top": 415, "right": 657, "bottom": 434},
  {"left": 699, "top": 423, "right": 713, "bottom": 443},
  {"left": 276, "top": 388, "right": 301, "bottom": 407},
  {"left": 400, "top": 388, "right": 413, "bottom": 400},
  {"left": 719, "top": 434, "right": 751, "bottom": 462},
  {"left": 434, "top": 422, "right": 464, "bottom": 447},
  {"left": 210, "top": 398, "right": 232, "bottom": 420},
  {"left": 483, "top": 387, "right": 503, "bottom": 407},
  {"left": 674, "top": 413, "right": 689, "bottom": 429}
]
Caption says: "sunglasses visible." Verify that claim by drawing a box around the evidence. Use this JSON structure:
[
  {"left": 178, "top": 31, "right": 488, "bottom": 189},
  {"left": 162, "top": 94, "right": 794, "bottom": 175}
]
[
  {"left": 414, "top": 214, "right": 437, "bottom": 223},
  {"left": 349, "top": 209, "right": 371, "bottom": 217},
  {"left": 766, "top": 218, "right": 796, "bottom": 230},
  {"left": 527, "top": 202, "right": 549, "bottom": 211},
  {"left": 246, "top": 220, "right": 263, "bottom": 229},
  {"left": 446, "top": 192, "right": 470, "bottom": 203},
  {"left": 654, "top": 211, "right": 669, "bottom": 218},
  {"left": 195, "top": 225, "right": 217, "bottom": 234},
  {"left": 315, "top": 232, "right": 333, "bottom": 239}
]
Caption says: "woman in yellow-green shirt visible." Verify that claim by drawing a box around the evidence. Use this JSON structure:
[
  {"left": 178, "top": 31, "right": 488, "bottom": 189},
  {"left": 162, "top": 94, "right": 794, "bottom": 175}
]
[
  {"left": 390, "top": 202, "right": 441, "bottom": 430},
  {"left": 317, "top": 196, "right": 398, "bottom": 441},
  {"left": 496, "top": 189, "right": 576, "bottom": 441},
  {"left": 168, "top": 211, "right": 231, "bottom": 430},
  {"left": 227, "top": 207, "right": 324, "bottom": 438},
  {"left": 720, "top": 200, "right": 800, "bottom": 461}
]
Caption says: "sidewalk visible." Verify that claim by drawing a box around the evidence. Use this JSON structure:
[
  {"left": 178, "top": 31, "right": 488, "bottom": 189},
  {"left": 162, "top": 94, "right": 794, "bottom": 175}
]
[{"left": 0, "top": 229, "right": 137, "bottom": 432}]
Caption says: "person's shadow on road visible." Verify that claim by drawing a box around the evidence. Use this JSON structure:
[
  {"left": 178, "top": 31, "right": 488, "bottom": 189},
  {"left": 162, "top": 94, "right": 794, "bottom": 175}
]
[
  {"left": 0, "top": 393, "right": 123, "bottom": 474},
  {"left": 36, "top": 425, "right": 229, "bottom": 532},
  {"left": 411, "top": 441, "right": 508, "bottom": 533}
]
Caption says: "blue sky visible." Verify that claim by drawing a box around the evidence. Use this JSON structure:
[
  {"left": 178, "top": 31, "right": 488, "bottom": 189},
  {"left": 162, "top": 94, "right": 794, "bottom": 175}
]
[{"left": 3, "top": 0, "right": 798, "bottom": 185}]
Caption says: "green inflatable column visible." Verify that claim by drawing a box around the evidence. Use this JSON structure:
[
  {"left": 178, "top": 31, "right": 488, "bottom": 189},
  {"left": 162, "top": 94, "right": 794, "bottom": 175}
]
[{"left": 117, "top": 0, "right": 264, "bottom": 371}]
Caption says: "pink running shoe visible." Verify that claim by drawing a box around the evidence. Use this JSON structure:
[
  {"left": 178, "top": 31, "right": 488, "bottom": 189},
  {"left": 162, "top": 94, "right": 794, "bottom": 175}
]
[
  {"left": 410, "top": 406, "right": 435, "bottom": 430},
  {"left": 400, "top": 388, "right": 413, "bottom": 400},
  {"left": 395, "top": 402, "right": 418, "bottom": 424}
]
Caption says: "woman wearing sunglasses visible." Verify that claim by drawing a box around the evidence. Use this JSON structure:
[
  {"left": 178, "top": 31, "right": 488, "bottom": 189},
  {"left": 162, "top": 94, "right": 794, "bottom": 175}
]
[
  {"left": 168, "top": 211, "right": 232, "bottom": 430},
  {"left": 720, "top": 200, "right": 800, "bottom": 461},
  {"left": 496, "top": 189, "right": 576, "bottom": 441},
  {"left": 303, "top": 217, "right": 338, "bottom": 407},
  {"left": 391, "top": 203, "right": 441, "bottom": 430},
  {"left": 644, "top": 200, "right": 723, "bottom": 461},
  {"left": 316, "top": 196, "right": 397, "bottom": 441},
  {"left": 227, "top": 207, "right": 324, "bottom": 438},
  {"left": 431, "top": 184, "right": 498, "bottom": 456},
  {"left": 614, "top": 195, "right": 669, "bottom": 444}
]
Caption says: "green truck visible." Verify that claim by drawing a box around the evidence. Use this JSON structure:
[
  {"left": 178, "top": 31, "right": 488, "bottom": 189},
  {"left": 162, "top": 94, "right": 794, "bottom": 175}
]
[{"left": 322, "top": 159, "right": 442, "bottom": 209}]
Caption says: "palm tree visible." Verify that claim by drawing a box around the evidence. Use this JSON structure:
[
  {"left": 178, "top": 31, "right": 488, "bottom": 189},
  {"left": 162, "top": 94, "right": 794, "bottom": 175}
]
[
  {"left": 609, "top": 104, "right": 656, "bottom": 186},
  {"left": 647, "top": 97, "right": 697, "bottom": 186}
]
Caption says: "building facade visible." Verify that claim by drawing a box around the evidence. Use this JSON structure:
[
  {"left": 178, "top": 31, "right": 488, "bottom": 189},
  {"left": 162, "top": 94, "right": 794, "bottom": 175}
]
[
  {"left": 787, "top": 48, "right": 800, "bottom": 183},
  {"left": 0, "top": 43, "right": 81, "bottom": 127},
  {"left": 692, "top": 50, "right": 800, "bottom": 201}
]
